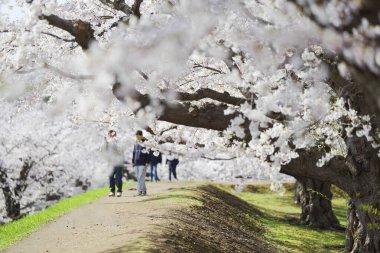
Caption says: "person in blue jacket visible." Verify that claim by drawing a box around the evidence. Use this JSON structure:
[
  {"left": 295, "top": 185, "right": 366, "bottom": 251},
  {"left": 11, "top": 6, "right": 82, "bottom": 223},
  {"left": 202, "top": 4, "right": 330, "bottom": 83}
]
[
  {"left": 132, "top": 130, "right": 150, "bottom": 196},
  {"left": 149, "top": 150, "right": 162, "bottom": 182}
]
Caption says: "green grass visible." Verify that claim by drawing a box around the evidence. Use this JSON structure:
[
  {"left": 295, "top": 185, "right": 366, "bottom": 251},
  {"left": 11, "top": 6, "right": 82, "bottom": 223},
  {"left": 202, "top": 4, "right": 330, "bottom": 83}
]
[
  {"left": 236, "top": 184, "right": 347, "bottom": 253},
  {"left": 0, "top": 183, "right": 131, "bottom": 250},
  {"left": 260, "top": 218, "right": 344, "bottom": 253}
]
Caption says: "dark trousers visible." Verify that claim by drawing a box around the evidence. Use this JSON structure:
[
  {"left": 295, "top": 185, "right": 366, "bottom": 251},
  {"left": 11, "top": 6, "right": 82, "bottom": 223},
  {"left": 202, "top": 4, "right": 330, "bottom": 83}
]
[
  {"left": 169, "top": 165, "right": 177, "bottom": 181},
  {"left": 109, "top": 165, "right": 123, "bottom": 193}
]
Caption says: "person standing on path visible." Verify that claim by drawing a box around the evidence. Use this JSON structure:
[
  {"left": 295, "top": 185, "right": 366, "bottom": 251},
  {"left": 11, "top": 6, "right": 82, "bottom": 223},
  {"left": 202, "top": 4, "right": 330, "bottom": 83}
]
[
  {"left": 149, "top": 150, "right": 162, "bottom": 182},
  {"left": 132, "top": 130, "right": 150, "bottom": 196},
  {"left": 103, "top": 130, "right": 125, "bottom": 197},
  {"left": 166, "top": 153, "right": 179, "bottom": 181}
]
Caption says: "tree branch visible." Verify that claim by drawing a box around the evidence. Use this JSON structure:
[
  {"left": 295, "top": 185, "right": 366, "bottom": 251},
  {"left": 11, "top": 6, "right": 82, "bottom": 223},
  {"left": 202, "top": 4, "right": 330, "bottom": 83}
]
[
  {"left": 286, "top": 1, "right": 380, "bottom": 118},
  {"left": 287, "top": 0, "right": 380, "bottom": 33},
  {"left": 131, "top": 0, "right": 143, "bottom": 18},
  {"left": 124, "top": 88, "right": 239, "bottom": 131},
  {"left": 175, "top": 88, "right": 245, "bottom": 106},
  {"left": 99, "top": 0, "right": 132, "bottom": 15},
  {"left": 144, "top": 126, "right": 204, "bottom": 147},
  {"left": 157, "top": 136, "right": 205, "bottom": 148},
  {"left": 160, "top": 102, "right": 238, "bottom": 131},
  {"left": 193, "top": 63, "right": 225, "bottom": 74},
  {"left": 312, "top": 47, "right": 380, "bottom": 121},
  {"left": 41, "top": 32, "right": 75, "bottom": 42},
  {"left": 98, "top": 0, "right": 143, "bottom": 18},
  {"left": 14, "top": 158, "right": 34, "bottom": 198},
  {"left": 16, "top": 63, "right": 93, "bottom": 80},
  {"left": 160, "top": 126, "right": 178, "bottom": 135},
  {"left": 201, "top": 155, "right": 237, "bottom": 161},
  {"left": 280, "top": 149, "right": 351, "bottom": 193},
  {"left": 135, "top": 71, "right": 246, "bottom": 106},
  {"left": 40, "top": 14, "right": 95, "bottom": 50}
]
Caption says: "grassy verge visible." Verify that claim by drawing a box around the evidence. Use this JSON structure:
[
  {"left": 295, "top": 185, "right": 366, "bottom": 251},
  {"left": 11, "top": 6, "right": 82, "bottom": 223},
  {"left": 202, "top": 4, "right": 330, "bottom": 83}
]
[
  {"left": 130, "top": 182, "right": 347, "bottom": 253},
  {"left": 144, "top": 181, "right": 205, "bottom": 206},
  {"left": 1, "top": 181, "right": 348, "bottom": 253},
  {"left": 149, "top": 184, "right": 278, "bottom": 253},
  {"left": 0, "top": 183, "right": 131, "bottom": 250},
  {"left": 236, "top": 183, "right": 347, "bottom": 253}
]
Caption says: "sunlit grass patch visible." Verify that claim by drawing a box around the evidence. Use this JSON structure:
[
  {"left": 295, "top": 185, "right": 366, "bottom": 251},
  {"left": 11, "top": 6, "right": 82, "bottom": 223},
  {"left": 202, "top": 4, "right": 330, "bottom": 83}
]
[
  {"left": 261, "top": 218, "right": 344, "bottom": 253},
  {"left": 236, "top": 183, "right": 347, "bottom": 253}
]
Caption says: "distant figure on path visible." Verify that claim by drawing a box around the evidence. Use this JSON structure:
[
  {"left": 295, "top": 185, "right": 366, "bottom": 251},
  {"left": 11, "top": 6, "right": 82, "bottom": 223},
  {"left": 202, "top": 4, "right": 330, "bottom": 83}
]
[
  {"left": 132, "top": 130, "right": 150, "bottom": 196},
  {"left": 166, "top": 154, "right": 179, "bottom": 181},
  {"left": 103, "top": 130, "right": 124, "bottom": 197},
  {"left": 149, "top": 150, "right": 162, "bottom": 182}
]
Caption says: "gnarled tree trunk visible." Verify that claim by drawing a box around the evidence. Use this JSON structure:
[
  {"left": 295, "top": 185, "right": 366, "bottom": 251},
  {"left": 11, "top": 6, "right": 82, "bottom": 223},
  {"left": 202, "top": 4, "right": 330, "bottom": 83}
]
[
  {"left": 294, "top": 178, "right": 340, "bottom": 229},
  {"left": 343, "top": 139, "right": 380, "bottom": 253},
  {"left": 281, "top": 138, "right": 380, "bottom": 253},
  {"left": 345, "top": 197, "right": 380, "bottom": 253}
]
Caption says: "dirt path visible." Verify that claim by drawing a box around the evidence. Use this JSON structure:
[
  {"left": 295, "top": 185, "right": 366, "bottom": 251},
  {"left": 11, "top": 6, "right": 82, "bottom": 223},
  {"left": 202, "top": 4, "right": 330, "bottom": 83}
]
[{"left": 6, "top": 182, "right": 194, "bottom": 253}]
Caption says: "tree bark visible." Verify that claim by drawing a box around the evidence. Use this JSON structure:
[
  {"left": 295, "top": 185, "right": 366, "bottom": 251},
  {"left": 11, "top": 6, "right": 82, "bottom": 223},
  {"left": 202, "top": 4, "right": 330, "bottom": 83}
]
[
  {"left": 345, "top": 199, "right": 380, "bottom": 253},
  {"left": 2, "top": 187, "right": 21, "bottom": 220},
  {"left": 294, "top": 178, "right": 340, "bottom": 229},
  {"left": 282, "top": 138, "right": 380, "bottom": 252},
  {"left": 0, "top": 159, "right": 34, "bottom": 220},
  {"left": 344, "top": 138, "right": 380, "bottom": 253}
]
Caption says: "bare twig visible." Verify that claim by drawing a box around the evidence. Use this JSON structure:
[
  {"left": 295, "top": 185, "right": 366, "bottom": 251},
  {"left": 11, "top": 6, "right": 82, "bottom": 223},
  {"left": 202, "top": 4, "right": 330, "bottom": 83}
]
[
  {"left": 98, "top": 0, "right": 132, "bottom": 15},
  {"left": 193, "top": 63, "right": 225, "bottom": 74},
  {"left": 44, "top": 63, "right": 93, "bottom": 80},
  {"left": 16, "top": 63, "right": 93, "bottom": 80},
  {"left": 201, "top": 155, "right": 237, "bottom": 161},
  {"left": 160, "top": 126, "right": 178, "bottom": 135},
  {"left": 41, "top": 32, "right": 75, "bottom": 42}
]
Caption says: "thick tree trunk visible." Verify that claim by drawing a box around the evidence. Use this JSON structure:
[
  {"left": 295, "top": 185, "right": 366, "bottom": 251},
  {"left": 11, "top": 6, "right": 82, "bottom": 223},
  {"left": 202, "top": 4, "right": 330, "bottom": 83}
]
[
  {"left": 282, "top": 137, "right": 380, "bottom": 252},
  {"left": 294, "top": 178, "right": 340, "bottom": 229},
  {"left": 345, "top": 197, "right": 380, "bottom": 253},
  {"left": 343, "top": 138, "right": 380, "bottom": 253}
]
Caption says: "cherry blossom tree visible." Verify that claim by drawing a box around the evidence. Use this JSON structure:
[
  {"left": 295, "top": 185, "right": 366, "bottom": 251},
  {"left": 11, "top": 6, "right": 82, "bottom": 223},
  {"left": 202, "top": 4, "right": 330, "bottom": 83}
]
[
  {"left": 1, "top": 0, "right": 380, "bottom": 251},
  {"left": 0, "top": 99, "right": 112, "bottom": 222}
]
